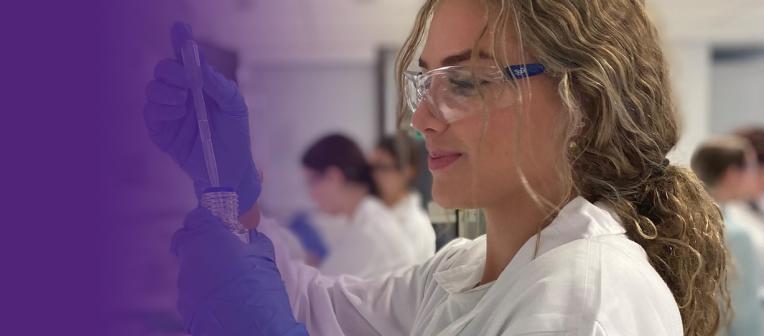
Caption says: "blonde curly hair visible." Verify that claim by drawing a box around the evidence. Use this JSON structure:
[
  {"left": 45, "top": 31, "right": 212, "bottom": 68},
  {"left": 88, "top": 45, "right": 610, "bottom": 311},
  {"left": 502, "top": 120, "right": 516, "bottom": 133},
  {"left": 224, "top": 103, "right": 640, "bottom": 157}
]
[{"left": 396, "top": 1, "right": 731, "bottom": 335}]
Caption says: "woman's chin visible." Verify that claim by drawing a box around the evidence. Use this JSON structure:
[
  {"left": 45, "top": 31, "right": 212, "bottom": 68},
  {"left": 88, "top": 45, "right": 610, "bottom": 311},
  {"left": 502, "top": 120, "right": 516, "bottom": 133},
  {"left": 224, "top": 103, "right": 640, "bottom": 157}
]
[{"left": 432, "top": 183, "right": 472, "bottom": 210}]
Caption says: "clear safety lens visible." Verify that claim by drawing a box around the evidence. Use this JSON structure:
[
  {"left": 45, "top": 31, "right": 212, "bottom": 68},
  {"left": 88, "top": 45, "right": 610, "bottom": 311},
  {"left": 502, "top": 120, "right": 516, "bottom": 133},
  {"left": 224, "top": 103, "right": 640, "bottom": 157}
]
[{"left": 404, "top": 66, "right": 519, "bottom": 124}]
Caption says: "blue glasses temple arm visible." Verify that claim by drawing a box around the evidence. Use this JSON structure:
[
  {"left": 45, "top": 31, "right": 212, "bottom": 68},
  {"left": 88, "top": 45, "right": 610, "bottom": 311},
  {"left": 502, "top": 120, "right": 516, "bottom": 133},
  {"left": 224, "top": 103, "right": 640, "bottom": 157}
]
[{"left": 505, "top": 63, "right": 546, "bottom": 79}]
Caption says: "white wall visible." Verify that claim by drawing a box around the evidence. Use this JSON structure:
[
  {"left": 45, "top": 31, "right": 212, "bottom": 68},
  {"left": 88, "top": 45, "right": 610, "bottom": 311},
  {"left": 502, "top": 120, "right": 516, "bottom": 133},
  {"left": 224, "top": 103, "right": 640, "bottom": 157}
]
[
  {"left": 665, "top": 42, "right": 713, "bottom": 165},
  {"left": 711, "top": 54, "right": 764, "bottom": 134},
  {"left": 648, "top": 0, "right": 764, "bottom": 163},
  {"left": 188, "top": 0, "right": 422, "bottom": 64}
]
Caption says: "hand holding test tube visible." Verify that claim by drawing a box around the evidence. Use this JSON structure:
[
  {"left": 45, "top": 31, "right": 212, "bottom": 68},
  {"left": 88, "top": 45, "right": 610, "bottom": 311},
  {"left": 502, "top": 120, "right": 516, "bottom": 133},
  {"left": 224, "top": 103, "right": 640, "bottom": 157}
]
[
  {"left": 145, "top": 22, "right": 308, "bottom": 336},
  {"left": 179, "top": 39, "right": 249, "bottom": 242},
  {"left": 144, "top": 23, "right": 262, "bottom": 231}
]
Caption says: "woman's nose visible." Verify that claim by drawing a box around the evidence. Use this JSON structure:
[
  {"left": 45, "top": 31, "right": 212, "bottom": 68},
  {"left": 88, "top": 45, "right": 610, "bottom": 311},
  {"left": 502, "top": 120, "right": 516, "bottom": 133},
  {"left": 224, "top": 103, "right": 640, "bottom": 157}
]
[{"left": 411, "top": 101, "right": 448, "bottom": 135}]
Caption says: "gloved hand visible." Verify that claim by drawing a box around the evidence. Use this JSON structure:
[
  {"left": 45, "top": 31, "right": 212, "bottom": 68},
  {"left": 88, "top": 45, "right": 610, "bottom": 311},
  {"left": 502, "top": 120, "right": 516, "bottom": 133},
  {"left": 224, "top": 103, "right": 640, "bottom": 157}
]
[
  {"left": 288, "top": 212, "right": 329, "bottom": 262},
  {"left": 144, "top": 22, "right": 260, "bottom": 214},
  {"left": 173, "top": 206, "right": 309, "bottom": 336}
]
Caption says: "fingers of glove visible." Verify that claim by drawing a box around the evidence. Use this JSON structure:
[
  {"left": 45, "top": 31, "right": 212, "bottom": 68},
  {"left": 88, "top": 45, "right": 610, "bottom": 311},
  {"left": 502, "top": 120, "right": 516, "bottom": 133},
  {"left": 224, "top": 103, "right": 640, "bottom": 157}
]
[
  {"left": 168, "top": 22, "right": 244, "bottom": 113},
  {"left": 144, "top": 99, "right": 188, "bottom": 125},
  {"left": 146, "top": 79, "right": 188, "bottom": 106},
  {"left": 168, "top": 107, "right": 201, "bottom": 161},
  {"left": 143, "top": 103, "right": 188, "bottom": 152},
  {"left": 143, "top": 109, "right": 169, "bottom": 149},
  {"left": 202, "top": 65, "right": 246, "bottom": 114},
  {"left": 142, "top": 101, "right": 197, "bottom": 160},
  {"left": 153, "top": 59, "right": 190, "bottom": 88}
]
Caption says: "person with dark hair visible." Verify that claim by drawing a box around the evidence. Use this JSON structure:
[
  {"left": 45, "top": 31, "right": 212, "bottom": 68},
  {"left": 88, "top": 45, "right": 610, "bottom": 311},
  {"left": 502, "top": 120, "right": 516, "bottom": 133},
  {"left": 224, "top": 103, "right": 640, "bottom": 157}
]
[
  {"left": 301, "top": 134, "right": 378, "bottom": 211},
  {"left": 691, "top": 136, "right": 764, "bottom": 335},
  {"left": 691, "top": 136, "right": 760, "bottom": 201},
  {"left": 370, "top": 134, "right": 435, "bottom": 263},
  {"left": 297, "top": 134, "right": 416, "bottom": 278}
]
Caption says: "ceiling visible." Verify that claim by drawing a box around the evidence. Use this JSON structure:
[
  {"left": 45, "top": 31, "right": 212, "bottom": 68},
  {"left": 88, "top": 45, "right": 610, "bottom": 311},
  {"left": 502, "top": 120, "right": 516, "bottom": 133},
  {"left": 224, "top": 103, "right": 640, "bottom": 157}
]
[{"left": 185, "top": 0, "right": 764, "bottom": 62}]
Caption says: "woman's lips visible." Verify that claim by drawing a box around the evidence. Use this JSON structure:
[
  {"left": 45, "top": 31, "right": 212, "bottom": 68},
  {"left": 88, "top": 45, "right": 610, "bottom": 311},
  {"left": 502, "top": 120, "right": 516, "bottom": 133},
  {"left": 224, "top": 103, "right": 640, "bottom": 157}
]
[{"left": 428, "top": 150, "right": 463, "bottom": 171}]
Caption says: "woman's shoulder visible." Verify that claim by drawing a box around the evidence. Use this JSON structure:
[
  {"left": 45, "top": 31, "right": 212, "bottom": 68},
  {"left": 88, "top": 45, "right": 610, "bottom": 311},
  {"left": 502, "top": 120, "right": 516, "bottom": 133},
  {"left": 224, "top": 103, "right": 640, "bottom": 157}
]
[
  {"left": 541, "top": 234, "right": 675, "bottom": 296},
  {"left": 502, "top": 235, "right": 683, "bottom": 335}
]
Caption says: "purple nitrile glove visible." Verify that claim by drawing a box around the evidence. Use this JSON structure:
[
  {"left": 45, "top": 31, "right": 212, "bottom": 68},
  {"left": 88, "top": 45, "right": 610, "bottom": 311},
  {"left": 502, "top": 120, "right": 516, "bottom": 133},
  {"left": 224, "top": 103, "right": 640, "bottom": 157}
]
[{"left": 172, "top": 206, "right": 308, "bottom": 336}]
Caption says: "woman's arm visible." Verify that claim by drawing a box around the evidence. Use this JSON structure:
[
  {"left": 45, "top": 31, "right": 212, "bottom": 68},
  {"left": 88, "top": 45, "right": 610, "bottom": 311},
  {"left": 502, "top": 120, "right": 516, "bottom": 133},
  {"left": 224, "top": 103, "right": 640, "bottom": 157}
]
[
  {"left": 256, "top": 215, "right": 430, "bottom": 336},
  {"left": 146, "top": 22, "right": 428, "bottom": 336}
]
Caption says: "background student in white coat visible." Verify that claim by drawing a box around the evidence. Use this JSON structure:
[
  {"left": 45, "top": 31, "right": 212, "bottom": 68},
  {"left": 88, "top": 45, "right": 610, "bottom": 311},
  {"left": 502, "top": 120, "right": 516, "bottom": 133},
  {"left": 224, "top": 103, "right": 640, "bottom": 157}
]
[
  {"left": 147, "top": 0, "right": 733, "bottom": 334},
  {"left": 298, "top": 133, "right": 416, "bottom": 277},
  {"left": 370, "top": 134, "right": 436, "bottom": 264}
]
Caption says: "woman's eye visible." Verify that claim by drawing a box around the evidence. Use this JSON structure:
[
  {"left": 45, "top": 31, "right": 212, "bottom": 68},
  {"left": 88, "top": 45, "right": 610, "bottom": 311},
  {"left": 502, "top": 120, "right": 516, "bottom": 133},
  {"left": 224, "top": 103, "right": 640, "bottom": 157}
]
[
  {"left": 449, "top": 78, "right": 476, "bottom": 89},
  {"left": 448, "top": 77, "right": 490, "bottom": 96}
]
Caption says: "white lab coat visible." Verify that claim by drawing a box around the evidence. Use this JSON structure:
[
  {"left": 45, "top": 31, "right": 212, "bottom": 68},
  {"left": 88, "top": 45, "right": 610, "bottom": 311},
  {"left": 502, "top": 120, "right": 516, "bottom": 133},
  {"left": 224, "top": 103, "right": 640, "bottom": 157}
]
[
  {"left": 264, "top": 196, "right": 682, "bottom": 335},
  {"left": 309, "top": 212, "right": 347, "bottom": 254},
  {"left": 315, "top": 196, "right": 417, "bottom": 278},
  {"left": 391, "top": 192, "right": 436, "bottom": 264},
  {"left": 725, "top": 202, "right": 764, "bottom": 300}
]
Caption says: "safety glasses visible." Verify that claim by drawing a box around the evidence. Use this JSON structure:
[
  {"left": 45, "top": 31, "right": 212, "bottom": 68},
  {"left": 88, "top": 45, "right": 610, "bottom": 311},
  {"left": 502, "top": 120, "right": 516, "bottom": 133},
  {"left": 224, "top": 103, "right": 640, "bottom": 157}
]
[{"left": 403, "top": 64, "right": 545, "bottom": 124}]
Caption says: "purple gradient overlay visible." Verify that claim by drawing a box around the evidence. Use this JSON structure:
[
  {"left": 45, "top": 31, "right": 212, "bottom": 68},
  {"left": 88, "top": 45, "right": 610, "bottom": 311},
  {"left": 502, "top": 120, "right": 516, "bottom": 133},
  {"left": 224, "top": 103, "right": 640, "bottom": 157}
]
[{"left": 0, "top": 0, "right": 413, "bottom": 334}]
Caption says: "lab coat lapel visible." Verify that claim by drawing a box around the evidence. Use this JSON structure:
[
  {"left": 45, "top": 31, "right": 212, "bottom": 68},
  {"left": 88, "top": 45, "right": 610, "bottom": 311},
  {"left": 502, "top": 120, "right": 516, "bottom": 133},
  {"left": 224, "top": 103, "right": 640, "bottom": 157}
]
[
  {"left": 435, "top": 197, "right": 624, "bottom": 335},
  {"left": 434, "top": 229, "right": 540, "bottom": 336}
]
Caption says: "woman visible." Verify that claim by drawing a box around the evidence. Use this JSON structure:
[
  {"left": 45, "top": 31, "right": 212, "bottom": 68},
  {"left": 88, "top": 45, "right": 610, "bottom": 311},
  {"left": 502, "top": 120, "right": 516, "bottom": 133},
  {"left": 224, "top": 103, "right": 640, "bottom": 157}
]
[
  {"left": 145, "top": 0, "right": 730, "bottom": 334},
  {"left": 370, "top": 135, "right": 436, "bottom": 263},
  {"left": 297, "top": 134, "right": 417, "bottom": 277}
]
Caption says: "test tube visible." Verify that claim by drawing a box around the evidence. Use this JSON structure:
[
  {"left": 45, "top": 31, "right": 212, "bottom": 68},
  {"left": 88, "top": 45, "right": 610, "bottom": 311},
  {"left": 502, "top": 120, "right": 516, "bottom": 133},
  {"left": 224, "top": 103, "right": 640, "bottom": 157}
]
[
  {"left": 181, "top": 40, "right": 220, "bottom": 188},
  {"left": 181, "top": 40, "right": 249, "bottom": 243}
]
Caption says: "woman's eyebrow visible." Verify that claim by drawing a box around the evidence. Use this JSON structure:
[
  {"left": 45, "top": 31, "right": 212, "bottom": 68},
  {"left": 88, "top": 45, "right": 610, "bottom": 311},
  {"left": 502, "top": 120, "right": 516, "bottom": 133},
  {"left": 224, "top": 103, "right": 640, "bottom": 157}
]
[{"left": 419, "top": 49, "right": 495, "bottom": 69}]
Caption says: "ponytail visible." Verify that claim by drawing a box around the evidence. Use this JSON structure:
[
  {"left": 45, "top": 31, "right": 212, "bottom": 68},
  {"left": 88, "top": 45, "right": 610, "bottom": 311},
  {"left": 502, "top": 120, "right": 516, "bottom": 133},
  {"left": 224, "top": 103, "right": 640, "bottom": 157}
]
[{"left": 587, "top": 164, "right": 730, "bottom": 335}]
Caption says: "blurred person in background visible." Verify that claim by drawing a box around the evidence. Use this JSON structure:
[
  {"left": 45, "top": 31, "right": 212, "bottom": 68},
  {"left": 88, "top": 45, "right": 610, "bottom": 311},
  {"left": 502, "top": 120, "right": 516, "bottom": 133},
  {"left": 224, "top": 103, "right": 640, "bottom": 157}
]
[
  {"left": 736, "top": 127, "right": 764, "bottom": 220},
  {"left": 692, "top": 136, "right": 763, "bottom": 336},
  {"left": 295, "top": 133, "right": 416, "bottom": 277},
  {"left": 369, "top": 134, "right": 436, "bottom": 263},
  {"left": 735, "top": 128, "right": 764, "bottom": 295}
]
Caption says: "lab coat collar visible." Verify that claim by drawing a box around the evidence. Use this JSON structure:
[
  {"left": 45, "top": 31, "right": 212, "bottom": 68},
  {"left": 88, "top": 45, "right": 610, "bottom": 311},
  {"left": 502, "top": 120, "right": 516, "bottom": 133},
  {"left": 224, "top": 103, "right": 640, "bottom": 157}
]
[
  {"left": 498, "top": 197, "right": 626, "bottom": 283},
  {"left": 433, "top": 236, "right": 487, "bottom": 294},
  {"left": 538, "top": 197, "right": 627, "bottom": 251},
  {"left": 432, "top": 196, "right": 625, "bottom": 295}
]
